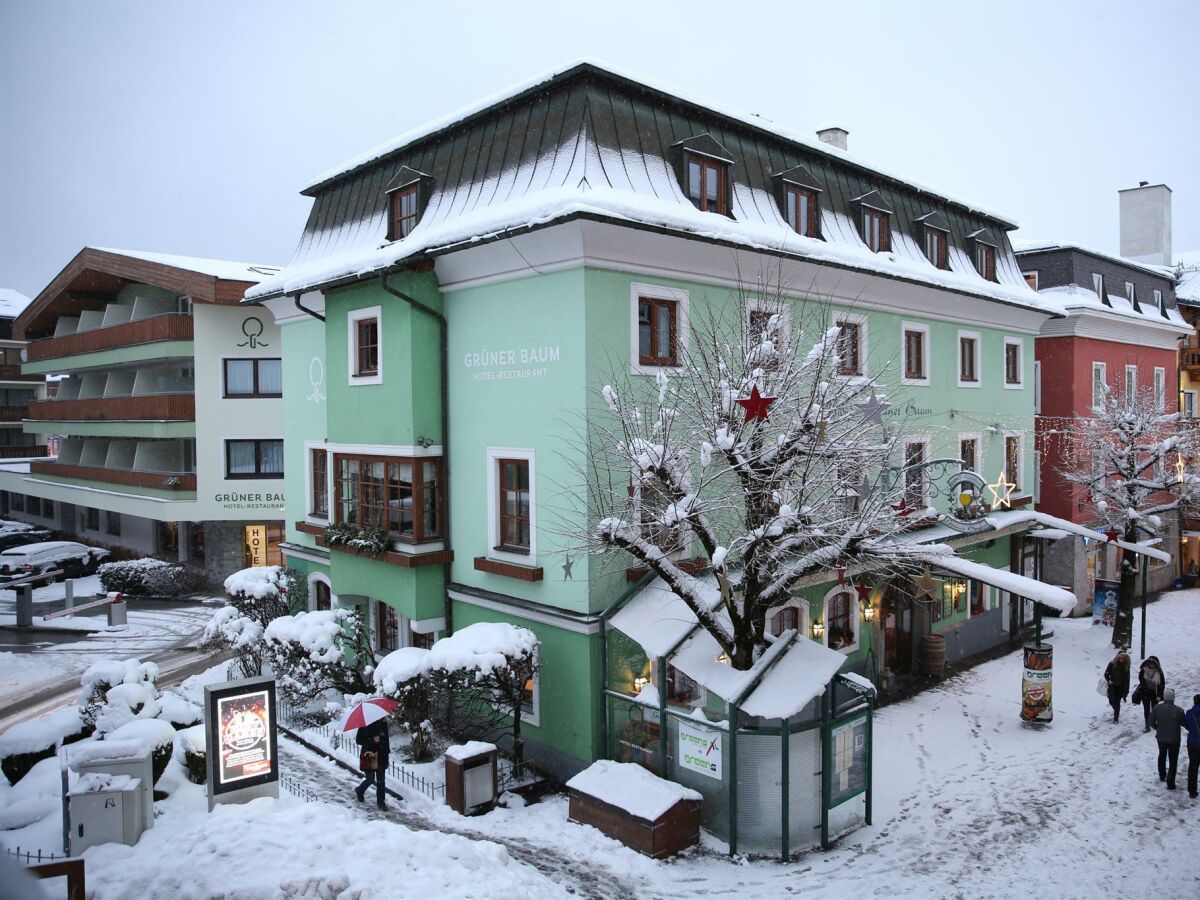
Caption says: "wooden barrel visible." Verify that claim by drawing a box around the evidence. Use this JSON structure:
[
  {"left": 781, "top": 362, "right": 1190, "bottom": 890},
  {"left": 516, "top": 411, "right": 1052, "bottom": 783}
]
[{"left": 918, "top": 634, "right": 946, "bottom": 677}]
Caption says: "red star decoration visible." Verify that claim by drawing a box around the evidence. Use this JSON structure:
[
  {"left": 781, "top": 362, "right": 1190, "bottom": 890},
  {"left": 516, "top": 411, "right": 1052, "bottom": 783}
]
[
  {"left": 836, "top": 565, "right": 846, "bottom": 587},
  {"left": 736, "top": 385, "right": 777, "bottom": 423},
  {"left": 1105, "top": 528, "right": 1120, "bottom": 544},
  {"left": 854, "top": 582, "right": 871, "bottom": 603},
  {"left": 891, "top": 499, "right": 915, "bottom": 517}
]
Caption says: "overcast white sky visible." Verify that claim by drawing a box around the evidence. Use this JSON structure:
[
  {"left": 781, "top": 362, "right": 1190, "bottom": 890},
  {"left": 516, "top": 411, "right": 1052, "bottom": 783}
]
[{"left": 1, "top": 0, "right": 1197, "bottom": 298}]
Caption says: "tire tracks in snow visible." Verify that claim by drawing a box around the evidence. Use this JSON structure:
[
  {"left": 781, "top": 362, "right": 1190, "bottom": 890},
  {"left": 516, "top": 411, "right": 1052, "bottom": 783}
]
[{"left": 278, "top": 737, "right": 644, "bottom": 899}]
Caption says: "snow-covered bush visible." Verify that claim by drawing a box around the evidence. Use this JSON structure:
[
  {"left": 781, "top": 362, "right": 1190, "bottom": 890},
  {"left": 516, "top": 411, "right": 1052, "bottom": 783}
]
[
  {"left": 174, "top": 724, "right": 207, "bottom": 785},
  {"left": 98, "top": 558, "right": 209, "bottom": 596},
  {"left": 0, "top": 756, "right": 63, "bottom": 829},
  {"left": 422, "top": 623, "right": 539, "bottom": 767},
  {"left": 107, "top": 718, "right": 177, "bottom": 785},
  {"left": 157, "top": 691, "right": 202, "bottom": 729},
  {"left": 261, "top": 607, "right": 374, "bottom": 705},
  {"left": 373, "top": 648, "right": 435, "bottom": 761},
  {"left": 202, "top": 566, "right": 296, "bottom": 677},
  {"left": 77, "top": 658, "right": 159, "bottom": 732},
  {"left": 0, "top": 706, "right": 88, "bottom": 785}
]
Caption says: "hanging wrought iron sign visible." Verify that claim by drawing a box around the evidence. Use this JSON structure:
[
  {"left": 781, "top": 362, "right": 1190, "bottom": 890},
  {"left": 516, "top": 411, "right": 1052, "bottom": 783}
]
[{"left": 889, "top": 458, "right": 993, "bottom": 535}]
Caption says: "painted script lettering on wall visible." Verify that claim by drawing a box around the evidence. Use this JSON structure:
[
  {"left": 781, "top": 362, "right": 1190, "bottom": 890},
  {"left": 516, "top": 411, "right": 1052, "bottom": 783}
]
[{"left": 463, "top": 345, "right": 561, "bottom": 382}]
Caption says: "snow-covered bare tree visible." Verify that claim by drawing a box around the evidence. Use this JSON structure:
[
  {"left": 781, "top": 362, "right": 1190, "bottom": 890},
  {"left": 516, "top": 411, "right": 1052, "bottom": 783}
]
[
  {"left": 578, "top": 282, "right": 955, "bottom": 670},
  {"left": 1061, "top": 384, "right": 1200, "bottom": 648}
]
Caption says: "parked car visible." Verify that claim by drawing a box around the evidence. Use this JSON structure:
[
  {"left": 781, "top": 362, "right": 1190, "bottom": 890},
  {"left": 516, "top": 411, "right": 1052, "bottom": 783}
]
[
  {"left": 0, "top": 541, "right": 111, "bottom": 585},
  {"left": 0, "top": 527, "right": 53, "bottom": 552}
]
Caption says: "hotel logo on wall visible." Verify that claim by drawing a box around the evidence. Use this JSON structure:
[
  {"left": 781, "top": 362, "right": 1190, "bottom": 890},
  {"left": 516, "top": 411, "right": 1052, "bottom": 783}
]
[{"left": 238, "top": 316, "right": 269, "bottom": 349}]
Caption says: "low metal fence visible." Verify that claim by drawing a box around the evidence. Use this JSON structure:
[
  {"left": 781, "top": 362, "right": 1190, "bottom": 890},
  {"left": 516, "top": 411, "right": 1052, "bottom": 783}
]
[{"left": 3, "top": 845, "right": 65, "bottom": 864}]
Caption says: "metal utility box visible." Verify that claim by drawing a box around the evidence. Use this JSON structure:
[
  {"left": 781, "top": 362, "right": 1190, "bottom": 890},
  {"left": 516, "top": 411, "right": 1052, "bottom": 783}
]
[
  {"left": 72, "top": 747, "right": 154, "bottom": 829},
  {"left": 444, "top": 743, "right": 498, "bottom": 815},
  {"left": 69, "top": 773, "right": 145, "bottom": 853}
]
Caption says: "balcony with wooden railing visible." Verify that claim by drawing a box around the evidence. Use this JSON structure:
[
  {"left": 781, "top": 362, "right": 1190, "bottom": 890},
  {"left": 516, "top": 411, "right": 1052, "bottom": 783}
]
[
  {"left": 24, "top": 314, "right": 193, "bottom": 363},
  {"left": 1182, "top": 346, "right": 1200, "bottom": 372},
  {"left": 26, "top": 394, "right": 195, "bottom": 422},
  {"left": 0, "top": 404, "right": 29, "bottom": 422},
  {"left": 29, "top": 460, "right": 196, "bottom": 491},
  {"left": 0, "top": 364, "right": 45, "bottom": 382},
  {"left": 0, "top": 445, "right": 48, "bottom": 459}
]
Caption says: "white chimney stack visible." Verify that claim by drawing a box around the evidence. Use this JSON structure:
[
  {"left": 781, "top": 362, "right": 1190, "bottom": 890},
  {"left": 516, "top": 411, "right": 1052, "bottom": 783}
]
[
  {"left": 816, "top": 125, "right": 849, "bottom": 151},
  {"left": 1119, "top": 182, "right": 1172, "bottom": 265}
]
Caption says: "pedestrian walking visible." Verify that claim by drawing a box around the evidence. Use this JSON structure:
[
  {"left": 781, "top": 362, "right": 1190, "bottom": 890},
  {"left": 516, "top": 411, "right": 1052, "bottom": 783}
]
[
  {"left": 1133, "top": 656, "right": 1166, "bottom": 732},
  {"left": 354, "top": 717, "right": 391, "bottom": 809},
  {"left": 1103, "top": 649, "right": 1131, "bottom": 723},
  {"left": 1185, "top": 693, "right": 1200, "bottom": 800},
  {"left": 1149, "top": 688, "right": 1187, "bottom": 790}
]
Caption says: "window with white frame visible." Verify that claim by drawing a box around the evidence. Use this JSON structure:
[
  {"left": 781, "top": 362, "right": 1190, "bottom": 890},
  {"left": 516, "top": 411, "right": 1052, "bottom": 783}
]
[
  {"left": 1024, "top": 271, "right": 1039, "bottom": 290},
  {"left": 903, "top": 438, "right": 928, "bottom": 507},
  {"left": 486, "top": 447, "right": 536, "bottom": 564},
  {"left": 1092, "top": 362, "right": 1107, "bottom": 409},
  {"left": 1124, "top": 365, "right": 1137, "bottom": 403},
  {"left": 957, "top": 331, "right": 981, "bottom": 387},
  {"left": 823, "top": 587, "right": 859, "bottom": 653},
  {"left": 348, "top": 306, "right": 383, "bottom": 385},
  {"left": 1125, "top": 282, "right": 1136, "bottom": 306},
  {"left": 901, "top": 322, "right": 930, "bottom": 385},
  {"left": 1093, "top": 273, "right": 1107, "bottom": 305},
  {"left": 520, "top": 648, "right": 540, "bottom": 726},
  {"left": 1003, "top": 337, "right": 1023, "bottom": 387},
  {"left": 1154, "top": 367, "right": 1166, "bottom": 411},
  {"left": 959, "top": 434, "right": 981, "bottom": 474},
  {"left": 630, "top": 282, "right": 688, "bottom": 374},
  {"left": 1034, "top": 360, "right": 1042, "bottom": 414},
  {"left": 1184, "top": 390, "right": 1197, "bottom": 419},
  {"left": 766, "top": 600, "right": 809, "bottom": 638},
  {"left": 834, "top": 312, "right": 867, "bottom": 379},
  {"left": 1005, "top": 433, "right": 1023, "bottom": 490},
  {"left": 745, "top": 299, "right": 790, "bottom": 367},
  {"left": 1154, "top": 289, "right": 1164, "bottom": 315}
]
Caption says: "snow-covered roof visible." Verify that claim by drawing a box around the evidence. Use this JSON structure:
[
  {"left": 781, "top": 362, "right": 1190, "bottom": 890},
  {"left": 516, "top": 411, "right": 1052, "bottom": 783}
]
[
  {"left": 612, "top": 575, "right": 846, "bottom": 720},
  {"left": 251, "top": 61, "right": 1052, "bottom": 316},
  {"left": 1013, "top": 238, "right": 1178, "bottom": 281},
  {"left": 0, "top": 288, "right": 32, "bottom": 317},
  {"left": 94, "top": 248, "right": 280, "bottom": 283},
  {"left": 303, "top": 58, "right": 1016, "bottom": 224},
  {"left": 1174, "top": 250, "right": 1200, "bottom": 306},
  {"left": 1036, "top": 284, "right": 1189, "bottom": 331}
]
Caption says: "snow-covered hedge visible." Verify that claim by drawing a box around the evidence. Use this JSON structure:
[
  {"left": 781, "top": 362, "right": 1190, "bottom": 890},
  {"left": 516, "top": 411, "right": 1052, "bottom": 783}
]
[
  {"left": 260, "top": 608, "right": 373, "bottom": 704},
  {"left": 204, "top": 567, "right": 297, "bottom": 678},
  {"left": 0, "top": 706, "right": 90, "bottom": 785},
  {"left": 78, "top": 658, "right": 160, "bottom": 732},
  {"left": 98, "top": 558, "right": 208, "bottom": 596},
  {"left": 224, "top": 565, "right": 292, "bottom": 602},
  {"left": 174, "top": 724, "right": 207, "bottom": 785},
  {"left": 107, "top": 718, "right": 177, "bottom": 785},
  {"left": 0, "top": 757, "right": 62, "bottom": 829},
  {"left": 157, "top": 691, "right": 202, "bottom": 729},
  {"left": 424, "top": 622, "right": 539, "bottom": 680}
]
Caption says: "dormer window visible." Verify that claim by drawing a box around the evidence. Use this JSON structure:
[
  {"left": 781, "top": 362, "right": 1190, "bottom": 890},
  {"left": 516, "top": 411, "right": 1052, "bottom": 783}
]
[
  {"left": 785, "top": 185, "right": 819, "bottom": 238},
  {"left": 1093, "top": 273, "right": 1109, "bottom": 306},
  {"left": 975, "top": 243, "right": 996, "bottom": 282},
  {"left": 863, "top": 208, "right": 890, "bottom": 253},
  {"left": 389, "top": 185, "right": 419, "bottom": 240},
  {"left": 384, "top": 166, "right": 433, "bottom": 242},
  {"left": 924, "top": 227, "right": 949, "bottom": 270},
  {"left": 1154, "top": 289, "right": 1165, "bottom": 316},
  {"left": 1125, "top": 281, "right": 1138, "bottom": 311},
  {"left": 687, "top": 153, "right": 728, "bottom": 215}
]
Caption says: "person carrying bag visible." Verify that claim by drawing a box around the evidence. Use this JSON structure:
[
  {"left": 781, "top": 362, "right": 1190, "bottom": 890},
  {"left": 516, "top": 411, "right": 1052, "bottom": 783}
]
[{"left": 354, "top": 718, "right": 390, "bottom": 809}]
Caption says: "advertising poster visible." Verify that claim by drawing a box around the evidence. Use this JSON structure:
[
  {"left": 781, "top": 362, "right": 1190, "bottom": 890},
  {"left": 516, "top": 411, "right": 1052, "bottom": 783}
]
[
  {"left": 205, "top": 676, "right": 278, "bottom": 805},
  {"left": 1020, "top": 643, "right": 1053, "bottom": 724},
  {"left": 1093, "top": 579, "right": 1119, "bottom": 627},
  {"left": 677, "top": 720, "right": 722, "bottom": 781},
  {"left": 829, "top": 716, "right": 869, "bottom": 806}
]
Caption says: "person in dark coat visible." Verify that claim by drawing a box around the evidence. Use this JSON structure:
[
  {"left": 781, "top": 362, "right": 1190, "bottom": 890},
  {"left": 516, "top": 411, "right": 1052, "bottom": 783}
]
[
  {"left": 1103, "top": 649, "right": 1131, "bottom": 723},
  {"left": 1150, "top": 688, "right": 1187, "bottom": 790},
  {"left": 1185, "top": 693, "right": 1200, "bottom": 800},
  {"left": 1134, "top": 656, "right": 1166, "bottom": 732},
  {"left": 354, "top": 718, "right": 391, "bottom": 809}
]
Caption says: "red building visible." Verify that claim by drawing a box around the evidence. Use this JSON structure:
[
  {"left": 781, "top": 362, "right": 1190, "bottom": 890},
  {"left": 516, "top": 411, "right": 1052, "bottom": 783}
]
[{"left": 1015, "top": 239, "right": 1188, "bottom": 607}]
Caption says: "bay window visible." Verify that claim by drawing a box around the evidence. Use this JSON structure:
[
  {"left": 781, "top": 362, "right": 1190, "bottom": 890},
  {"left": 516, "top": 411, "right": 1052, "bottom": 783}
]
[{"left": 334, "top": 453, "right": 443, "bottom": 542}]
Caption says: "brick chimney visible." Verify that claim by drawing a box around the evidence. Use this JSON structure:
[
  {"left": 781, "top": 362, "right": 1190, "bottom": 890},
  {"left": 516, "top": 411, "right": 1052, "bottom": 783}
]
[
  {"left": 1119, "top": 182, "right": 1172, "bottom": 265},
  {"left": 815, "top": 125, "right": 849, "bottom": 151}
]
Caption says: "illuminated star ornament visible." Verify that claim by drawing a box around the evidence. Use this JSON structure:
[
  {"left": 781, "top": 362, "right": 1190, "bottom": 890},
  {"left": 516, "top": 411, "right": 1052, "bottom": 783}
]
[
  {"left": 856, "top": 388, "right": 890, "bottom": 424},
  {"left": 914, "top": 567, "right": 940, "bottom": 599},
  {"left": 986, "top": 469, "right": 1016, "bottom": 509},
  {"left": 736, "top": 385, "right": 777, "bottom": 423}
]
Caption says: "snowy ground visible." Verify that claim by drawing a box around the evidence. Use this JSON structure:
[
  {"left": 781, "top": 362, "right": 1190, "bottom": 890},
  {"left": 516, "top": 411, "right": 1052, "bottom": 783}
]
[{"left": 4, "top": 590, "right": 1198, "bottom": 898}]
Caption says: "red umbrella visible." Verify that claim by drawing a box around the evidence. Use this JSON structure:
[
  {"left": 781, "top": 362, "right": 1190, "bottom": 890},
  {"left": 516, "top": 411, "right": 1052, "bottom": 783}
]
[{"left": 338, "top": 697, "right": 399, "bottom": 732}]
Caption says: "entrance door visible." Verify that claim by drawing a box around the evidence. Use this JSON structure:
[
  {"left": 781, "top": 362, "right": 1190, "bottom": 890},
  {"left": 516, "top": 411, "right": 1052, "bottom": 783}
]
[{"left": 883, "top": 586, "right": 913, "bottom": 672}]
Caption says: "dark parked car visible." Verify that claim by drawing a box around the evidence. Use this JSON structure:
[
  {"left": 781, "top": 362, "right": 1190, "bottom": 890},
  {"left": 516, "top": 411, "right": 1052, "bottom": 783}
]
[
  {"left": 0, "top": 528, "right": 53, "bottom": 552},
  {"left": 0, "top": 541, "right": 111, "bottom": 585}
]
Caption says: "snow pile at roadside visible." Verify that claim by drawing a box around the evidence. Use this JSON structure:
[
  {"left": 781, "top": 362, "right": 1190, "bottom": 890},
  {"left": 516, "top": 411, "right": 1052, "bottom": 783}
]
[
  {"left": 223, "top": 565, "right": 290, "bottom": 600},
  {"left": 421, "top": 622, "right": 537, "bottom": 679},
  {"left": 567, "top": 760, "right": 701, "bottom": 821},
  {"left": 82, "top": 795, "right": 570, "bottom": 899},
  {"left": 263, "top": 609, "right": 349, "bottom": 663},
  {"left": 0, "top": 706, "right": 83, "bottom": 756}
]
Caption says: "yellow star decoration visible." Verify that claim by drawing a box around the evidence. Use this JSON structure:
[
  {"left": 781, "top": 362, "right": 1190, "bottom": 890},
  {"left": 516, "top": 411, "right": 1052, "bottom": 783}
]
[
  {"left": 987, "top": 469, "right": 1016, "bottom": 509},
  {"left": 914, "top": 567, "right": 940, "bottom": 599}
]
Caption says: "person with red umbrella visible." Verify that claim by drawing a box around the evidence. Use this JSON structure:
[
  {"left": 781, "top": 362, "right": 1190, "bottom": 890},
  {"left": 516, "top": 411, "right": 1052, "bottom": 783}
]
[{"left": 341, "top": 698, "right": 397, "bottom": 810}]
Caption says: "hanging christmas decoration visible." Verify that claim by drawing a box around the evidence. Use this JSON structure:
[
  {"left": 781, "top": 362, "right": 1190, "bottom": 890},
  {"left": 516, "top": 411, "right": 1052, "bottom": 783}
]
[
  {"left": 986, "top": 469, "right": 1016, "bottom": 509},
  {"left": 735, "top": 384, "right": 777, "bottom": 423},
  {"left": 1105, "top": 528, "right": 1120, "bottom": 543},
  {"left": 855, "top": 388, "right": 889, "bottom": 424},
  {"left": 836, "top": 564, "right": 846, "bottom": 587},
  {"left": 914, "top": 567, "right": 940, "bottom": 600},
  {"left": 854, "top": 581, "right": 871, "bottom": 604},
  {"left": 891, "top": 498, "right": 916, "bottom": 517}
]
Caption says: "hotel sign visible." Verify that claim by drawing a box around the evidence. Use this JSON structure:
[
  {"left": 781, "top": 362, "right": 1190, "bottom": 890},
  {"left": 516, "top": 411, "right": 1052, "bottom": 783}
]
[{"left": 463, "top": 344, "right": 561, "bottom": 382}]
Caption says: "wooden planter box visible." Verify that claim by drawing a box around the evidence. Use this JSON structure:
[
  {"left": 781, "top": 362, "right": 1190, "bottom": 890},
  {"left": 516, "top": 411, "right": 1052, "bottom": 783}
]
[{"left": 568, "top": 786, "right": 701, "bottom": 859}]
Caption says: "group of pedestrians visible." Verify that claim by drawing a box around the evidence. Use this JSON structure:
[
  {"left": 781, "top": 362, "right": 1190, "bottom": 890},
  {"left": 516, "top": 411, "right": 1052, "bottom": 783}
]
[{"left": 1104, "top": 650, "right": 1200, "bottom": 798}]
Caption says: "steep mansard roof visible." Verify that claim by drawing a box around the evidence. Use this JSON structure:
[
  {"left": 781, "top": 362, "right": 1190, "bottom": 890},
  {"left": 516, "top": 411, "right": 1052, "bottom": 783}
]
[{"left": 248, "top": 60, "right": 1055, "bottom": 314}]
